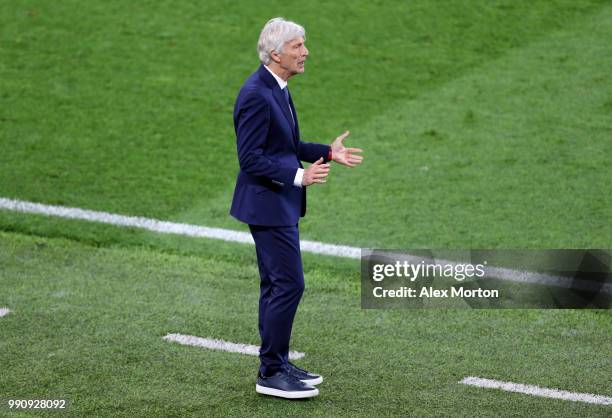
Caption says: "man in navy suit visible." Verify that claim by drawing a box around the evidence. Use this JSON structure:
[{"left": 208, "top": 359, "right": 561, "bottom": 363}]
[{"left": 230, "top": 17, "right": 363, "bottom": 399}]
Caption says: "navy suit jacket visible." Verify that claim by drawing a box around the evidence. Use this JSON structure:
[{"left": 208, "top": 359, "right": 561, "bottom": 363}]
[{"left": 230, "top": 65, "right": 331, "bottom": 226}]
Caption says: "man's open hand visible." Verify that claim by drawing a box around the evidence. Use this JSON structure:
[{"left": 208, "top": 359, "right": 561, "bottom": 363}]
[
  {"left": 302, "top": 157, "right": 330, "bottom": 186},
  {"left": 331, "top": 130, "right": 364, "bottom": 167}
]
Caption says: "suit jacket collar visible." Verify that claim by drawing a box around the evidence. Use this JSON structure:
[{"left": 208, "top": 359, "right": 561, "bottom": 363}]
[{"left": 262, "top": 64, "right": 287, "bottom": 89}]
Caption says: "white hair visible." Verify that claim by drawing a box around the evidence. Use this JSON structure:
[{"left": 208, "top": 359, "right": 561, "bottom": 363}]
[{"left": 257, "top": 17, "right": 306, "bottom": 65}]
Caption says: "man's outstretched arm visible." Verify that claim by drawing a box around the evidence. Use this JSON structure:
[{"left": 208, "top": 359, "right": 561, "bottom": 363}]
[{"left": 298, "top": 130, "right": 363, "bottom": 167}]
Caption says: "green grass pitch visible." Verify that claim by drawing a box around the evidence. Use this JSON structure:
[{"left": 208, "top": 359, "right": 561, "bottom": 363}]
[{"left": 1, "top": 0, "right": 611, "bottom": 416}]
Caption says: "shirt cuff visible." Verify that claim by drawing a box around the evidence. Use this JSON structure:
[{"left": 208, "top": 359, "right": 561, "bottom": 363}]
[{"left": 293, "top": 168, "right": 304, "bottom": 187}]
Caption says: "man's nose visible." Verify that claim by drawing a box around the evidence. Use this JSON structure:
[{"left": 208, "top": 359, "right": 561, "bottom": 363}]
[{"left": 303, "top": 47, "right": 309, "bottom": 57}]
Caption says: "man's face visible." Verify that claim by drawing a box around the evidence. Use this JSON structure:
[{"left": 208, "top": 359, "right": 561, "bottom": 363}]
[{"left": 277, "top": 37, "right": 308, "bottom": 77}]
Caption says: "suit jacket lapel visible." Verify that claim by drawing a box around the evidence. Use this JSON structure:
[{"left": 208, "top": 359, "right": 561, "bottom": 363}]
[{"left": 257, "top": 65, "right": 298, "bottom": 141}]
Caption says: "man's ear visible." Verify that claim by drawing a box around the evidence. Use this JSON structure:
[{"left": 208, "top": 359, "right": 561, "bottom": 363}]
[{"left": 270, "top": 50, "right": 281, "bottom": 64}]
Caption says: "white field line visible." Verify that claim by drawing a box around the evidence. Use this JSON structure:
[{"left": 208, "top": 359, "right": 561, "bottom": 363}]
[
  {"left": 0, "top": 197, "right": 358, "bottom": 258},
  {"left": 163, "top": 333, "right": 305, "bottom": 360},
  {"left": 0, "top": 308, "right": 11, "bottom": 317},
  {"left": 460, "top": 376, "right": 612, "bottom": 406},
  {"left": 1, "top": 197, "right": 609, "bottom": 295}
]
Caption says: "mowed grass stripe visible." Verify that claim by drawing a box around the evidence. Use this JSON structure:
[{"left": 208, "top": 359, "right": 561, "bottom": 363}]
[
  {"left": 303, "top": 2, "right": 612, "bottom": 249},
  {"left": 460, "top": 376, "right": 612, "bottom": 405}
]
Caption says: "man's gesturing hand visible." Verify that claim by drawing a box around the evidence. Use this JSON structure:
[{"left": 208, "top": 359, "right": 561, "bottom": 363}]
[
  {"left": 302, "top": 157, "right": 330, "bottom": 186},
  {"left": 331, "top": 130, "right": 364, "bottom": 167}
]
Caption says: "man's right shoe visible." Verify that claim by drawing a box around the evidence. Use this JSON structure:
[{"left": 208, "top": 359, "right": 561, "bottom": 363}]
[
  {"left": 285, "top": 362, "right": 323, "bottom": 385},
  {"left": 256, "top": 371, "right": 319, "bottom": 399}
]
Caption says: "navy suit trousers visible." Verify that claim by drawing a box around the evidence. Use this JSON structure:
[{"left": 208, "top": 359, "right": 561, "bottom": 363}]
[{"left": 249, "top": 224, "right": 304, "bottom": 377}]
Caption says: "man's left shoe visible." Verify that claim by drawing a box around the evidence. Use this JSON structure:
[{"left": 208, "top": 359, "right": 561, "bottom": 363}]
[{"left": 286, "top": 362, "right": 323, "bottom": 385}]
